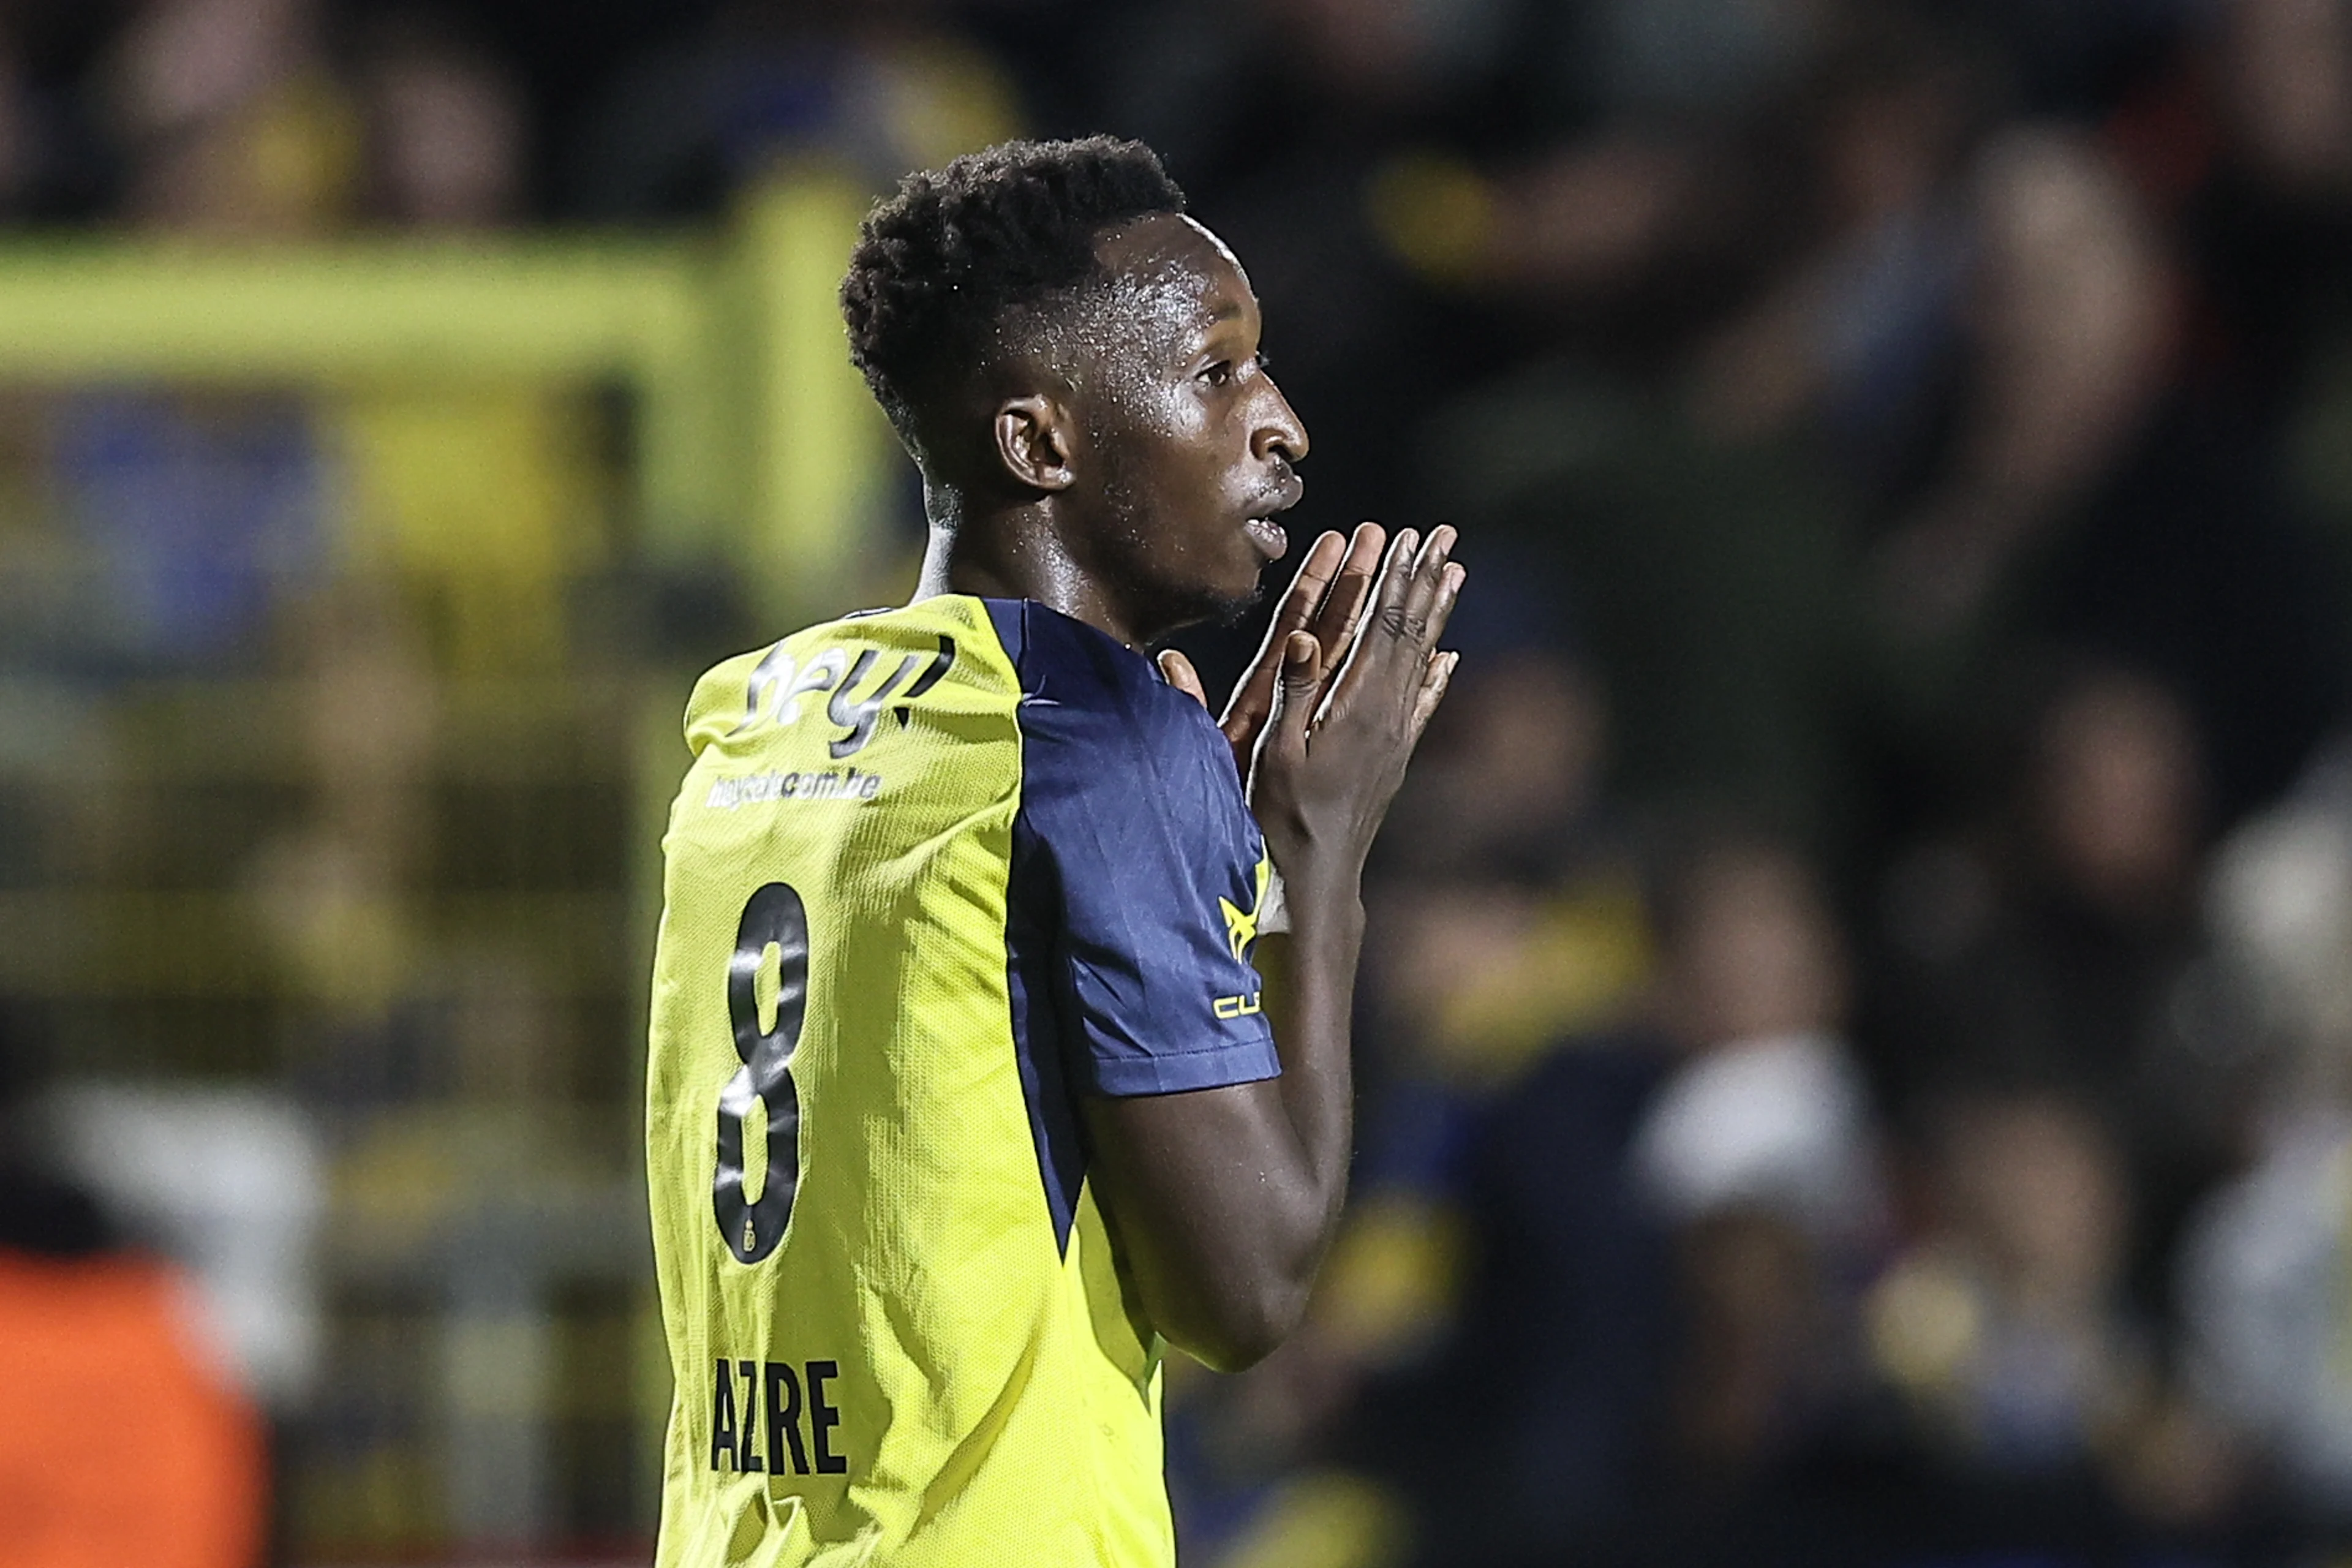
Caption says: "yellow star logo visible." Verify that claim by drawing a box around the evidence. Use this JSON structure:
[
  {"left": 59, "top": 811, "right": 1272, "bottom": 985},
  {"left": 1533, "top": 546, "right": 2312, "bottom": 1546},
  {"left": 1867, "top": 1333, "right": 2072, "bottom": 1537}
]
[{"left": 1219, "top": 855, "right": 1273, "bottom": 963}]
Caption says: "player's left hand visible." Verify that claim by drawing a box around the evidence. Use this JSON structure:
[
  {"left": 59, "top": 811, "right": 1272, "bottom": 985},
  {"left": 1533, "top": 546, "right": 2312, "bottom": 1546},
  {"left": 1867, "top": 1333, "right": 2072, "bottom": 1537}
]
[{"left": 1159, "top": 521, "right": 1384, "bottom": 777}]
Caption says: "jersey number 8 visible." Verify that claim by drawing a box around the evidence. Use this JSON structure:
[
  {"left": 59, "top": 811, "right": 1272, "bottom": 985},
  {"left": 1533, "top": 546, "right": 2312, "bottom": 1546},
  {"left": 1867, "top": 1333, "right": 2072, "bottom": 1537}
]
[{"left": 714, "top": 881, "right": 806, "bottom": 1264}]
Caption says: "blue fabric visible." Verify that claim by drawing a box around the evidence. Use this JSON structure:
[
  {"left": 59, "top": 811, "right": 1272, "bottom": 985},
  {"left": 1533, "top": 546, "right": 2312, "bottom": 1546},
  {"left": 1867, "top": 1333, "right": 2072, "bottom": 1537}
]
[
  {"left": 989, "top": 598, "right": 1281, "bottom": 1102},
  {"left": 54, "top": 391, "right": 325, "bottom": 665}
]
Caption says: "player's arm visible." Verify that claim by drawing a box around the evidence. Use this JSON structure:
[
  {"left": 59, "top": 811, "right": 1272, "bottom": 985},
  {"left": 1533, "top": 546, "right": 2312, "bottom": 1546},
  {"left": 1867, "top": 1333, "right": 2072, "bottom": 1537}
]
[{"left": 1081, "top": 526, "right": 1462, "bottom": 1372}]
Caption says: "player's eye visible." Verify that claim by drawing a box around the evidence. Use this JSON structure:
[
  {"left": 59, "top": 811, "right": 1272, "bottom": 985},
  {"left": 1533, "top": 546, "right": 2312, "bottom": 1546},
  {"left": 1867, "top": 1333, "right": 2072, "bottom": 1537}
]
[{"left": 1199, "top": 360, "right": 1234, "bottom": 388}]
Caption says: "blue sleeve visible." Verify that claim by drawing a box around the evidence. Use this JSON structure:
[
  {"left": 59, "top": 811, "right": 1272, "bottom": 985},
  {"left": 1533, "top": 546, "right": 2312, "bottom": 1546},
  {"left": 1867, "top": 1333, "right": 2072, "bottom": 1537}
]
[{"left": 997, "top": 602, "right": 1282, "bottom": 1098}]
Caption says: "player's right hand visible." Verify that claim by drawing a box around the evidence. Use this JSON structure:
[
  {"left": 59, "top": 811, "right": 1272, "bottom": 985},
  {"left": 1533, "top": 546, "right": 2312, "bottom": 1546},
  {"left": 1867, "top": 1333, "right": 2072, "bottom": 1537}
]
[
  {"left": 1245, "top": 524, "right": 1463, "bottom": 899},
  {"left": 1159, "top": 521, "right": 1384, "bottom": 779}
]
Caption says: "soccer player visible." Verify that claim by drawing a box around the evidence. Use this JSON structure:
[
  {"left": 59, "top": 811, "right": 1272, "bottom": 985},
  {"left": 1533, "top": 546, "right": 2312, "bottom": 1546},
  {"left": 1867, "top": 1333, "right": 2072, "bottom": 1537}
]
[{"left": 644, "top": 136, "right": 1463, "bottom": 1566}]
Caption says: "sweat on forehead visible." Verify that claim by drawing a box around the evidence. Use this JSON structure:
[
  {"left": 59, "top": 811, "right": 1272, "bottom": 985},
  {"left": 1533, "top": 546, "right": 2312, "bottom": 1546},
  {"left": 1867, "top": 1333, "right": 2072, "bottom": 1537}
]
[
  {"left": 1017, "top": 217, "right": 1250, "bottom": 374},
  {"left": 1011, "top": 265, "right": 1230, "bottom": 379},
  {"left": 1097, "top": 213, "right": 1248, "bottom": 297}
]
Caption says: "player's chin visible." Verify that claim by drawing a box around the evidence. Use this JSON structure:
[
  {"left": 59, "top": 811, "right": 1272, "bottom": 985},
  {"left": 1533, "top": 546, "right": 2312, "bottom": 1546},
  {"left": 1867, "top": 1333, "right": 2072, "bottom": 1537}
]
[
  {"left": 1207, "top": 581, "right": 1265, "bottom": 628},
  {"left": 1219, "top": 538, "right": 1280, "bottom": 618},
  {"left": 1175, "top": 563, "right": 1265, "bottom": 630}
]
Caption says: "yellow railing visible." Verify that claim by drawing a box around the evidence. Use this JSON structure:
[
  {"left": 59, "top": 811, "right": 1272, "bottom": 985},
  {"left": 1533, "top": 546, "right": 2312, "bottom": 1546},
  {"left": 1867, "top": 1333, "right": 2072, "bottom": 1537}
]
[
  {"left": 0, "top": 168, "right": 905, "bottom": 1552},
  {"left": 0, "top": 165, "right": 897, "bottom": 620}
]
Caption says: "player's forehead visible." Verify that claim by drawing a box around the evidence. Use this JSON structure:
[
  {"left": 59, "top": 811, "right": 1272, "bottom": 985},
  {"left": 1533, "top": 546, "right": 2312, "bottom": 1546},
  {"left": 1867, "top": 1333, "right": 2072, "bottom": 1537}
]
[{"left": 1087, "top": 213, "right": 1258, "bottom": 349}]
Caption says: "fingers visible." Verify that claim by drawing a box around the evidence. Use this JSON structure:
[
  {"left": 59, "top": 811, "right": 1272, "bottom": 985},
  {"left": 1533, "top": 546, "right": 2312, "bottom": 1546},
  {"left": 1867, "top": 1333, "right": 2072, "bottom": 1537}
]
[
  {"left": 1279, "top": 631, "right": 1322, "bottom": 714},
  {"left": 1321, "top": 524, "right": 1422, "bottom": 715},
  {"left": 1409, "top": 540, "right": 1468, "bottom": 741},
  {"left": 1409, "top": 649, "right": 1461, "bottom": 743},
  {"left": 1316, "top": 523, "right": 1466, "bottom": 728},
  {"left": 1271, "top": 529, "right": 1349, "bottom": 643},
  {"left": 1398, "top": 525, "right": 1459, "bottom": 638},
  {"left": 1254, "top": 631, "right": 1324, "bottom": 775},
  {"left": 1376, "top": 526, "right": 1422, "bottom": 625},
  {"left": 1374, "top": 525, "right": 1464, "bottom": 653},
  {"left": 1416, "top": 537, "right": 1466, "bottom": 653},
  {"left": 1158, "top": 648, "right": 1209, "bottom": 709},
  {"left": 1306, "top": 521, "right": 1384, "bottom": 673},
  {"left": 1221, "top": 529, "right": 1349, "bottom": 734}
]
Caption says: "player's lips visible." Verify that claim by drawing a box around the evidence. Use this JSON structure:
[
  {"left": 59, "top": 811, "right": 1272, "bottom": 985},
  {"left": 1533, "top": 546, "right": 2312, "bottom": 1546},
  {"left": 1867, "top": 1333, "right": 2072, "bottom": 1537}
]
[
  {"left": 1244, "top": 517, "right": 1289, "bottom": 559},
  {"left": 1242, "top": 473, "right": 1305, "bottom": 560}
]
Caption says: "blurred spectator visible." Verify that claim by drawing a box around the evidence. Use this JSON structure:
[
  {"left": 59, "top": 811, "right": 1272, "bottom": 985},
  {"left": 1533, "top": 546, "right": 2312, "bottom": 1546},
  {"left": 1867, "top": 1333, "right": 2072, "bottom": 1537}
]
[
  {"left": 1633, "top": 835, "right": 1881, "bottom": 1259},
  {"left": 2180, "top": 739, "right": 2352, "bottom": 1528},
  {"left": 1864, "top": 126, "right": 2174, "bottom": 637},
  {"left": 1869, "top": 1092, "right": 2142, "bottom": 1475},
  {"left": 42, "top": 1079, "right": 328, "bottom": 1409},
  {"left": 1866, "top": 111, "right": 2342, "bottom": 829},
  {"left": 330, "top": 383, "right": 601, "bottom": 677},
  {"left": 1414, "top": 345, "right": 1853, "bottom": 843},
  {"left": 33, "top": 0, "right": 359, "bottom": 673},
  {"left": 2178, "top": 1088, "right": 2352, "bottom": 1532},
  {"left": 1377, "top": 644, "right": 1611, "bottom": 889},
  {"left": 1371, "top": 627, "right": 1646, "bottom": 1090},
  {"left": 1391, "top": 12, "right": 1931, "bottom": 844},
  {"left": 1860, "top": 1086, "right": 2252, "bottom": 1556},
  {"left": 1359, "top": 610, "right": 1651, "bottom": 1116},
  {"left": 355, "top": 8, "right": 526, "bottom": 230},
  {"left": 1366, "top": 829, "right": 1883, "bottom": 1568},
  {"left": 245, "top": 581, "right": 434, "bottom": 1059},
  {"left": 569, "top": 0, "right": 1018, "bottom": 219},
  {"left": 1871, "top": 660, "right": 2246, "bottom": 1317},
  {"left": 103, "top": 0, "right": 359, "bottom": 237},
  {"left": 8, "top": 0, "right": 2352, "bottom": 1558},
  {"left": 335, "top": 12, "right": 605, "bottom": 677},
  {"left": 0, "top": 1008, "right": 270, "bottom": 1568},
  {"left": 1689, "top": 13, "right": 1991, "bottom": 480},
  {"left": 45, "top": 386, "right": 328, "bottom": 668},
  {"left": 1385, "top": 1019, "right": 1675, "bottom": 1568},
  {"left": 1632, "top": 835, "right": 1886, "bottom": 1556},
  {"left": 2191, "top": 0, "right": 2352, "bottom": 427},
  {"left": 1165, "top": 631, "right": 1648, "bottom": 1568}
]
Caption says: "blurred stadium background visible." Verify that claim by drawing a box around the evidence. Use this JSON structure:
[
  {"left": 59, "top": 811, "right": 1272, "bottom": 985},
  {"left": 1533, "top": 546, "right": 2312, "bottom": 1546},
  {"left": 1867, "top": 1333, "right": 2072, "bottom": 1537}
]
[{"left": 5, "top": 0, "right": 2352, "bottom": 1564}]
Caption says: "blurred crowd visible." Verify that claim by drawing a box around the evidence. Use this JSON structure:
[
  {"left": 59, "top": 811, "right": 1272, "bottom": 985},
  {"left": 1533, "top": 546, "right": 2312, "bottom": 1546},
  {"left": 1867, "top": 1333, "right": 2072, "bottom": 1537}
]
[
  {"left": 1114, "top": 1, "right": 2352, "bottom": 1564},
  {"left": 5, "top": 0, "right": 2352, "bottom": 1564}
]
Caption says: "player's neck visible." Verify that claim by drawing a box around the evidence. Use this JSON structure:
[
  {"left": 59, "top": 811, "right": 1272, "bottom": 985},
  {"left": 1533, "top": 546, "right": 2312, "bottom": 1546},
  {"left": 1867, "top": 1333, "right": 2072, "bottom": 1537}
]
[{"left": 916, "top": 510, "right": 1152, "bottom": 652}]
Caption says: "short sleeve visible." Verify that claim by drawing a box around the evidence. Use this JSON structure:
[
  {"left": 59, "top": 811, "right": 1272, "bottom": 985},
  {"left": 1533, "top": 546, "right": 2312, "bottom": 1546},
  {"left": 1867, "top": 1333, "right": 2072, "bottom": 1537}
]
[{"left": 996, "top": 601, "right": 1281, "bottom": 1098}]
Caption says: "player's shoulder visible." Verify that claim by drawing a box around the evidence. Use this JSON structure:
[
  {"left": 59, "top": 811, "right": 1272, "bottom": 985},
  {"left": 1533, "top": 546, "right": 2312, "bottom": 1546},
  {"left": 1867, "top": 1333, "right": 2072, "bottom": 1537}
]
[
  {"left": 980, "top": 597, "right": 1219, "bottom": 761},
  {"left": 680, "top": 597, "right": 1006, "bottom": 758}
]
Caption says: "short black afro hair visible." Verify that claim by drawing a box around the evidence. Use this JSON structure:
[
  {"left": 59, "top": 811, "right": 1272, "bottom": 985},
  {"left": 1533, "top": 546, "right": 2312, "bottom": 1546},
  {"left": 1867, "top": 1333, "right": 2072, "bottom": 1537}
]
[{"left": 841, "top": 136, "right": 1187, "bottom": 445}]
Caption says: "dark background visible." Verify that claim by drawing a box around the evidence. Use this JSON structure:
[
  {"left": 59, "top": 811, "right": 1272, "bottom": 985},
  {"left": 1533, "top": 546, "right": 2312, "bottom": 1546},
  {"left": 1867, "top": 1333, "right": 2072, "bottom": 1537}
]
[{"left": 6, "top": 1, "right": 2352, "bottom": 1563}]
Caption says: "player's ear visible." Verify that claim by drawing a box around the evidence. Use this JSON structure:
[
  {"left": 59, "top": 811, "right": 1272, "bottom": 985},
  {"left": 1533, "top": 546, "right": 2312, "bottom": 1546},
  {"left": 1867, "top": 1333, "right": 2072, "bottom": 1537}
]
[{"left": 992, "top": 394, "right": 1076, "bottom": 493}]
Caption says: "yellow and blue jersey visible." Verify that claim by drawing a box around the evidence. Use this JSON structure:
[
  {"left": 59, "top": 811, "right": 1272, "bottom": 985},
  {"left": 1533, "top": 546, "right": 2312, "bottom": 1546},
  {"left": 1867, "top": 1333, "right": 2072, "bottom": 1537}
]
[{"left": 645, "top": 593, "right": 1278, "bottom": 1567}]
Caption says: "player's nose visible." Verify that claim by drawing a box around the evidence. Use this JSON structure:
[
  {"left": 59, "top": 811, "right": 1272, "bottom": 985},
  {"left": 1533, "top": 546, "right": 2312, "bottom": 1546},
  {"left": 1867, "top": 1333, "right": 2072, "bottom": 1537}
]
[{"left": 1252, "top": 377, "right": 1308, "bottom": 467}]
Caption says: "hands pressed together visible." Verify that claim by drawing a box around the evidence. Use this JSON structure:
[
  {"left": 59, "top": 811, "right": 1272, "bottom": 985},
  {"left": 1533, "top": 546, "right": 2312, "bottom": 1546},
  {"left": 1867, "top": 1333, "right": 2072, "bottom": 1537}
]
[{"left": 1160, "top": 521, "right": 1466, "bottom": 899}]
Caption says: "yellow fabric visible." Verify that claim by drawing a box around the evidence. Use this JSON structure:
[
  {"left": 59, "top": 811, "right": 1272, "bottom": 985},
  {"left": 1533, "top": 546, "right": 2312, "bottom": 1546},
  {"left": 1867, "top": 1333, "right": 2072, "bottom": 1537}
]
[
  {"left": 332, "top": 389, "right": 600, "bottom": 673},
  {"left": 1310, "top": 1196, "right": 1467, "bottom": 1362},
  {"left": 1423, "top": 881, "right": 1653, "bottom": 1084},
  {"left": 1210, "top": 1472, "right": 1408, "bottom": 1568},
  {"left": 647, "top": 595, "right": 1172, "bottom": 1568}
]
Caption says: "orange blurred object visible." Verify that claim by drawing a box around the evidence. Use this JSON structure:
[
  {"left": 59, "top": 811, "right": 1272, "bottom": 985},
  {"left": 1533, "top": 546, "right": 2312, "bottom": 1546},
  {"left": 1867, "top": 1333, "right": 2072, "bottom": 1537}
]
[{"left": 0, "top": 1253, "right": 266, "bottom": 1568}]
